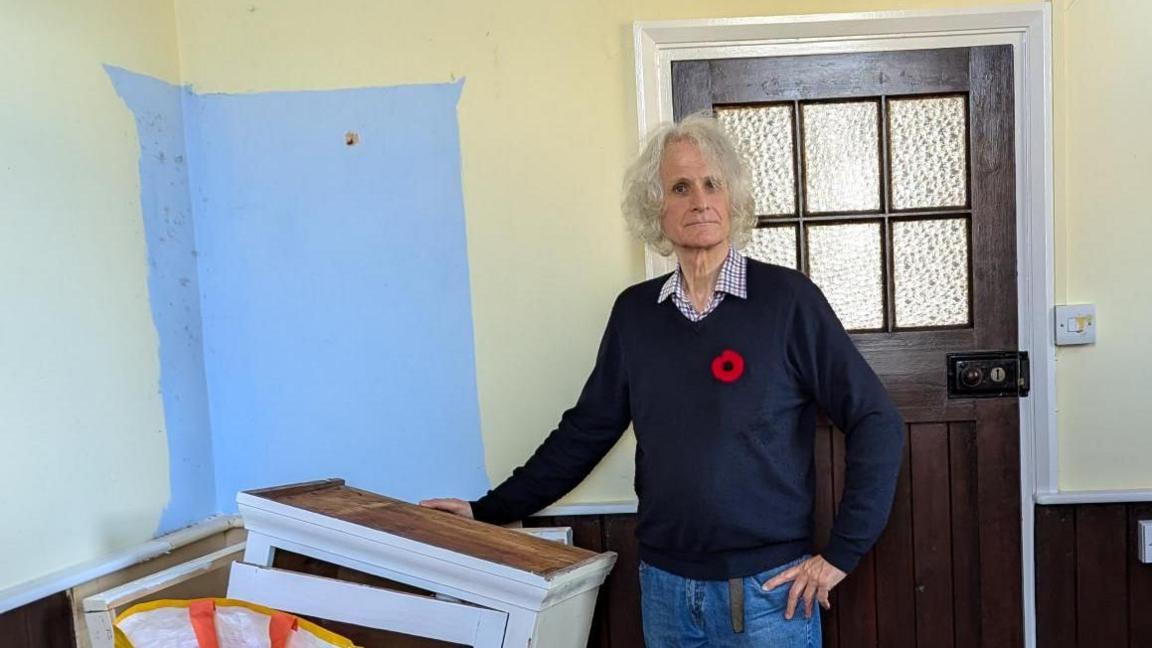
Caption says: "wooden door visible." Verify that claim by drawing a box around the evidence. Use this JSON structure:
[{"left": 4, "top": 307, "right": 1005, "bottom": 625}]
[{"left": 672, "top": 46, "right": 1021, "bottom": 648}]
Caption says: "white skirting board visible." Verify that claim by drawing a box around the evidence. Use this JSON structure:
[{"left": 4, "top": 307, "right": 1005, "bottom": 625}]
[{"left": 0, "top": 515, "right": 243, "bottom": 616}]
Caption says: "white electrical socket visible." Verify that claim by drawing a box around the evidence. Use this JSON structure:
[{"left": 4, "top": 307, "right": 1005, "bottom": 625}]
[{"left": 1141, "top": 520, "right": 1152, "bottom": 563}]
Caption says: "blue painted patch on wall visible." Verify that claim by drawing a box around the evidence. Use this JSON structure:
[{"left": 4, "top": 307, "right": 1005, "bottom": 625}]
[{"left": 107, "top": 66, "right": 490, "bottom": 534}]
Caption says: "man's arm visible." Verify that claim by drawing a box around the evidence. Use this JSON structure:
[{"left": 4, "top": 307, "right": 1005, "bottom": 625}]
[
  {"left": 787, "top": 277, "right": 905, "bottom": 574},
  {"left": 767, "top": 277, "right": 905, "bottom": 620},
  {"left": 446, "top": 303, "right": 632, "bottom": 525}
]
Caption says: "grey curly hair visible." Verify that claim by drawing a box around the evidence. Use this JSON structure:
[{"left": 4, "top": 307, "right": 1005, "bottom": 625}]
[{"left": 621, "top": 113, "right": 757, "bottom": 256}]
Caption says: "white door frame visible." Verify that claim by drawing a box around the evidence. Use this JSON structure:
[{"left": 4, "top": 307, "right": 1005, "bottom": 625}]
[{"left": 633, "top": 6, "right": 1053, "bottom": 648}]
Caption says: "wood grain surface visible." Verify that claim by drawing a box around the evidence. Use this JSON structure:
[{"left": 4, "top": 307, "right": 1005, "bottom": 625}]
[{"left": 250, "top": 480, "right": 603, "bottom": 578}]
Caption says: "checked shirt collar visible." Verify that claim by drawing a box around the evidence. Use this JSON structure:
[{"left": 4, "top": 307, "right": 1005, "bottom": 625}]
[{"left": 658, "top": 247, "right": 747, "bottom": 322}]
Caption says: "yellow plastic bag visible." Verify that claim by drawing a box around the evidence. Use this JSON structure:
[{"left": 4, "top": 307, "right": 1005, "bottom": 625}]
[{"left": 114, "top": 598, "right": 356, "bottom": 648}]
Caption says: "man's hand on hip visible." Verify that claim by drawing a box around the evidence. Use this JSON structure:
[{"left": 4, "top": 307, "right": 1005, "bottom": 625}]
[{"left": 762, "top": 554, "right": 847, "bottom": 620}]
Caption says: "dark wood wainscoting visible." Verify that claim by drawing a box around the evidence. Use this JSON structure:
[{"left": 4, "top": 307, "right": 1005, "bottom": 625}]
[
  {"left": 1035, "top": 503, "right": 1152, "bottom": 648},
  {"left": 10, "top": 504, "right": 1147, "bottom": 648},
  {"left": 0, "top": 592, "right": 75, "bottom": 648}
]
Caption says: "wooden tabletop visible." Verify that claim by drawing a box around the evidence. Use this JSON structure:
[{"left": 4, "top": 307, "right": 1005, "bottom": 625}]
[{"left": 244, "top": 479, "right": 606, "bottom": 579}]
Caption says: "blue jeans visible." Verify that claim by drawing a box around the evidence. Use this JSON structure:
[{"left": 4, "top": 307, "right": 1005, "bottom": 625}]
[{"left": 640, "top": 556, "right": 822, "bottom": 647}]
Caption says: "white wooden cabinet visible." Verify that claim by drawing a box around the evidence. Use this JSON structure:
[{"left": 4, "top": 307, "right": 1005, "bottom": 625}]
[{"left": 233, "top": 479, "right": 617, "bottom": 647}]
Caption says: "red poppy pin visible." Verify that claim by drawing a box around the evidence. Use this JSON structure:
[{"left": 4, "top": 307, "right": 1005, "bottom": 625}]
[{"left": 711, "top": 349, "right": 745, "bottom": 383}]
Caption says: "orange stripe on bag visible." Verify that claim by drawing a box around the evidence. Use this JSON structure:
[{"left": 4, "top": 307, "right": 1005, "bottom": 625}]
[
  {"left": 269, "top": 611, "right": 297, "bottom": 648},
  {"left": 188, "top": 600, "right": 220, "bottom": 648}
]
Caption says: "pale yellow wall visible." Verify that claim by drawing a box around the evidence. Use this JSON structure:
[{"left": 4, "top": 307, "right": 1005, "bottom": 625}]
[
  {"left": 8, "top": 0, "right": 1142, "bottom": 594},
  {"left": 1053, "top": 0, "right": 1152, "bottom": 491},
  {"left": 173, "top": 0, "right": 1046, "bottom": 508},
  {"left": 0, "top": 2, "right": 182, "bottom": 590}
]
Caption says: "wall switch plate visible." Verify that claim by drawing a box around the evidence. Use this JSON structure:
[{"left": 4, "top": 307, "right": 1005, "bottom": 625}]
[
  {"left": 1141, "top": 520, "right": 1152, "bottom": 563},
  {"left": 1055, "top": 304, "right": 1096, "bottom": 345}
]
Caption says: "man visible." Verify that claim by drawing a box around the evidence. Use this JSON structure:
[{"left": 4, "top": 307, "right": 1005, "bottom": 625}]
[{"left": 423, "top": 114, "right": 904, "bottom": 646}]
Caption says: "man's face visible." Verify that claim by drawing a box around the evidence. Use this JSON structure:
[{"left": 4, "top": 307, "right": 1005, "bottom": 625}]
[{"left": 659, "top": 140, "right": 732, "bottom": 254}]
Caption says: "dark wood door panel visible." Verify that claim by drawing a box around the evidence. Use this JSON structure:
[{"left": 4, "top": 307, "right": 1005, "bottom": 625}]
[
  {"left": 949, "top": 422, "right": 982, "bottom": 648},
  {"left": 974, "top": 399, "right": 1022, "bottom": 648},
  {"left": 911, "top": 423, "right": 956, "bottom": 648},
  {"left": 874, "top": 428, "right": 915, "bottom": 648},
  {"left": 673, "top": 49, "right": 973, "bottom": 116},
  {"left": 812, "top": 422, "right": 981, "bottom": 647},
  {"left": 968, "top": 47, "right": 1018, "bottom": 349}
]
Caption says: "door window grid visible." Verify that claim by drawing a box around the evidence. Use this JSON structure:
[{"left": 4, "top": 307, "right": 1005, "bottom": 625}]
[{"left": 716, "top": 93, "right": 973, "bottom": 333}]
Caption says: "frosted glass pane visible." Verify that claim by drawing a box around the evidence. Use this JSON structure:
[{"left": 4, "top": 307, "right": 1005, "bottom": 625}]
[
  {"left": 801, "top": 101, "right": 881, "bottom": 213},
  {"left": 889, "top": 95, "right": 968, "bottom": 210},
  {"left": 716, "top": 105, "right": 796, "bottom": 215},
  {"left": 744, "top": 226, "right": 797, "bottom": 269},
  {"left": 893, "top": 218, "right": 970, "bottom": 327},
  {"left": 807, "top": 222, "right": 884, "bottom": 330}
]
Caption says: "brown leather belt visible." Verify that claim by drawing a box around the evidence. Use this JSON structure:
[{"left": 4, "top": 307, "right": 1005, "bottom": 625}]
[{"left": 728, "top": 577, "right": 745, "bottom": 633}]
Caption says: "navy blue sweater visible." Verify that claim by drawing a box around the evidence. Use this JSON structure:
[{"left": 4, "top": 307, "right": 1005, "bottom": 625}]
[{"left": 472, "top": 260, "right": 904, "bottom": 579}]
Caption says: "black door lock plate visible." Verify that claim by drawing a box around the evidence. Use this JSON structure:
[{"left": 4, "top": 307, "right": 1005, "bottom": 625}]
[{"left": 946, "top": 351, "right": 1029, "bottom": 398}]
